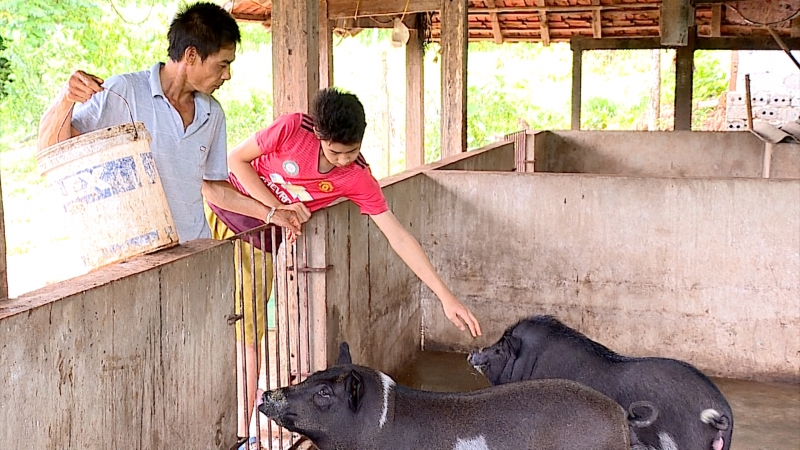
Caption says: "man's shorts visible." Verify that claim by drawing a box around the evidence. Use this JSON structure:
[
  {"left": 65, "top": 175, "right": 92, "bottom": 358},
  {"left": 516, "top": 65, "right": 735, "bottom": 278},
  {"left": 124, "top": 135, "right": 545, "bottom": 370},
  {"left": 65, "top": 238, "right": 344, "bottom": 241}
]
[{"left": 205, "top": 204, "right": 273, "bottom": 345}]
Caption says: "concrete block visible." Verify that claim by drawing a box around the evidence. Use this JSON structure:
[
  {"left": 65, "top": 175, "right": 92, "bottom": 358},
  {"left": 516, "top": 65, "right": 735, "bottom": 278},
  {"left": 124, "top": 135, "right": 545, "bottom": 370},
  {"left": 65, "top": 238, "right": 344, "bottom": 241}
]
[
  {"left": 725, "top": 119, "right": 748, "bottom": 131},
  {"left": 791, "top": 96, "right": 800, "bottom": 107},
  {"left": 727, "top": 91, "right": 746, "bottom": 106},
  {"left": 757, "top": 107, "right": 780, "bottom": 122},
  {"left": 725, "top": 105, "right": 748, "bottom": 120},
  {"left": 771, "top": 93, "right": 792, "bottom": 108},
  {"left": 781, "top": 107, "right": 800, "bottom": 123},
  {"left": 751, "top": 92, "right": 770, "bottom": 107}
]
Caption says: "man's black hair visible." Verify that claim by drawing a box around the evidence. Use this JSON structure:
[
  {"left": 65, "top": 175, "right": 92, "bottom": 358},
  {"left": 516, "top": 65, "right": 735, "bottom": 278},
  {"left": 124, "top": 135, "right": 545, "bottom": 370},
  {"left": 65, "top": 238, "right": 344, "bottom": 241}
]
[
  {"left": 312, "top": 87, "right": 367, "bottom": 145},
  {"left": 167, "top": 2, "right": 241, "bottom": 62}
]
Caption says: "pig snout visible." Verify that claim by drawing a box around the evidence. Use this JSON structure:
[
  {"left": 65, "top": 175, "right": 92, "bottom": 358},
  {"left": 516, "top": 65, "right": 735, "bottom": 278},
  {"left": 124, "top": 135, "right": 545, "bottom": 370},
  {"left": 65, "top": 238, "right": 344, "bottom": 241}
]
[
  {"left": 257, "top": 388, "right": 288, "bottom": 423},
  {"left": 467, "top": 349, "right": 488, "bottom": 369}
]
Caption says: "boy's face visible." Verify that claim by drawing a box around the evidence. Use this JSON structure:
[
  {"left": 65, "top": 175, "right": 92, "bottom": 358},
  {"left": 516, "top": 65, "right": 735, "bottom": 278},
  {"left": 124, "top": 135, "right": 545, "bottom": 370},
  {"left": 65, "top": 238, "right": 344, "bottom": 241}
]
[{"left": 320, "top": 140, "right": 362, "bottom": 168}]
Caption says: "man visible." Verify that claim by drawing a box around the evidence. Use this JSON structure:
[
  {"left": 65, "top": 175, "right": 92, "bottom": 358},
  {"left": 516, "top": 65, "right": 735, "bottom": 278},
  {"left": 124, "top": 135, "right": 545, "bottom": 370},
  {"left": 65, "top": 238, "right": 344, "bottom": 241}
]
[
  {"left": 207, "top": 87, "right": 482, "bottom": 447},
  {"left": 37, "top": 2, "right": 296, "bottom": 242}
]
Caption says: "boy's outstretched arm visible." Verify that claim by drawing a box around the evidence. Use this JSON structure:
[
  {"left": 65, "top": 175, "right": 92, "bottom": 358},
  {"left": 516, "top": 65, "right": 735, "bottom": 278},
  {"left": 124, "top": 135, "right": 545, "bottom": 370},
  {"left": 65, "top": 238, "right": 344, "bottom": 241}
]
[{"left": 370, "top": 210, "right": 482, "bottom": 338}]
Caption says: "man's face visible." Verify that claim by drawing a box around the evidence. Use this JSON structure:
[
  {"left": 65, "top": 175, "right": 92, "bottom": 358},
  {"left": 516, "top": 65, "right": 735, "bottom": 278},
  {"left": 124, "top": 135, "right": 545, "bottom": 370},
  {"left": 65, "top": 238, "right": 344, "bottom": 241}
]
[
  {"left": 320, "top": 140, "right": 361, "bottom": 168},
  {"left": 188, "top": 44, "right": 236, "bottom": 95}
]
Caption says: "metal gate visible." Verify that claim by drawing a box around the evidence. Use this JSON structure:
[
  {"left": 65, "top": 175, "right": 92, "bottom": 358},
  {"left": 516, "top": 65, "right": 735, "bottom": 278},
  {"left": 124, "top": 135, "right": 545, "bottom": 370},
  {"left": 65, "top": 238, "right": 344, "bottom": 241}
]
[{"left": 229, "top": 224, "right": 313, "bottom": 450}]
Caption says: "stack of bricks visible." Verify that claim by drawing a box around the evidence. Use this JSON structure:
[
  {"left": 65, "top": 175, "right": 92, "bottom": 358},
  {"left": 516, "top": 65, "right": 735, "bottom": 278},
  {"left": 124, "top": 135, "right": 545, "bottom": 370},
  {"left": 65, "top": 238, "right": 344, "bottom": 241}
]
[{"left": 725, "top": 91, "right": 800, "bottom": 131}]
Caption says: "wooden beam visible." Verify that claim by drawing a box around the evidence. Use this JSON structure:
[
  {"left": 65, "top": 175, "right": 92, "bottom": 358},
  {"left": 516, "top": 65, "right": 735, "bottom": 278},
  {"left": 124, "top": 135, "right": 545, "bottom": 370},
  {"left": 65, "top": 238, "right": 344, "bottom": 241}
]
[
  {"left": 710, "top": 4, "right": 721, "bottom": 37},
  {"left": 272, "top": 0, "right": 320, "bottom": 117},
  {"left": 571, "top": 48, "right": 582, "bottom": 130},
  {"left": 0, "top": 170, "right": 7, "bottom": 300},
  {"left": 592, "top": 0, "right": 602, "bottom": 39},
  {"left": 472, "top": 4, "right": 658, "bottom": 14},
  {"left": 483, "top": 0, "right": 503, "bottom": 44},
  {"left": 536, "top": 0, "right": 550, "bottom": 47},
  {"left": 406, "top": 27, "right": 425, "bottom": 169},
  {"left": 571, "top": 35, "right": 800, "bottom": 51},
  {"left": 441, "top": 0, "right": 468, "bottom": 158},
  {"left": 674, "top": 27, "right": 695, "bottom": 131},
  {"left": 793, "top": 16, "right": 800, "bottom": 38},
  {"left": 660, "top": 0, "right": 693, "bottom": 46},
  {"left": 320, "top": 0, "right": 334, "bottom": 90},
  {"left": 328, "top": 0, "right": 440, "bottom": 18}
]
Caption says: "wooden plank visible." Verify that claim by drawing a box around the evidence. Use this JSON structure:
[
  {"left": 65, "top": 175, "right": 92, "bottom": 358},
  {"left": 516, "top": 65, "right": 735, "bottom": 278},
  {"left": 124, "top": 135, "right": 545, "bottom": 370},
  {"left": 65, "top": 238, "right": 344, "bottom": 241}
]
[
  {"left": 710, "top": 4, "right": 722, "bottom": 37},
  {"left": 320, "top": 0, "right": 334, "bottom": 89},
  {"left": 592, "top": 3, "right": 602, "bottom": 39},
  {"left": 674, "top": 28, "right": 695, "bottom": 131},
  {"left": 406, "top": 27, "right": 425, "bottom": 169},
  {"left": 272, "top": 0, "right": 320, "bottom": 117},
  {"left": 571, "top": 49, "right": 582, "bottom": 130},
  {"left": 536, "top": 0, "right": 550, "bottom": 47},
  {"left": 0, "top": 171, "right": 6, "bottom": 300},
  {"left": 0, "top": 243, "right": 236, "bottom": 449},
  {"left": 660, "top": 0, "right": 692, "bottom": 46},
  {"left": 328, "top": 0, "right": 441, "bottom": 18},
  {"left": 300, "top": 213, "right": 328, "bottom": 372},
  {"left": 571, "top": 35, "right": 800, "bottom": 51},
  {"left": 474, "top": 4, "right": 657, "bottom": 14},
  {"left": 440, "top": 0, "right": 468, "bottom": 158},
  {"left": 794, "top": 17, "right": 800, "bottom": 38},
  {"left": 483, "top": 0, "right": 503, "bottom": 44}
]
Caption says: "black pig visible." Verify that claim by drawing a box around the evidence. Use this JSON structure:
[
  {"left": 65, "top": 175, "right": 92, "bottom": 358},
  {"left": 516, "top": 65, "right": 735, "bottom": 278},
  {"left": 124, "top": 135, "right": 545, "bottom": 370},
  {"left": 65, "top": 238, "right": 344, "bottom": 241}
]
[
  {"left": 259, "top": 342, "right": 653, "bottom": 450},
  {"left": 468, "top": 315, "right": 733, "bottom": 450}
]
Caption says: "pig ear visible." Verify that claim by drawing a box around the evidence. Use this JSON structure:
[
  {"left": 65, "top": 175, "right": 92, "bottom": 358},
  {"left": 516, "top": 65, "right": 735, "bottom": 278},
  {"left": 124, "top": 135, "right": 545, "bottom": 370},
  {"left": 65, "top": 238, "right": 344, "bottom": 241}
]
[
  {"left": 505, "top": 335, "right": 522, "bottom": 356},
  {"left": 344, "top": 370, "right": 364, "bottom": 412},
  {"left": 337, "top": 342, "right": 353, "bottom": 365}
]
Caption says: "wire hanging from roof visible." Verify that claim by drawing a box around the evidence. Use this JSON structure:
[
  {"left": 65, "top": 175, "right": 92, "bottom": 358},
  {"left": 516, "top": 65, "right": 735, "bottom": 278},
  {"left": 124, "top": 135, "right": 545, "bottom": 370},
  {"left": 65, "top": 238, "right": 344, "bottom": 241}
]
[{"left": 108, "top": 0, "right": 156, "bottom": 26}]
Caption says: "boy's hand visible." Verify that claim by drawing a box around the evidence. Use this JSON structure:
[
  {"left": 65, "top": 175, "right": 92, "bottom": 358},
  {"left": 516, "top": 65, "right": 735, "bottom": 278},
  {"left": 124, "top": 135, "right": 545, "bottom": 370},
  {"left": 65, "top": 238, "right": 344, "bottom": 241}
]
[
  {"left": 279, "top": 203, "right": 312, "bottom": 224},
  {"left": 441, "top": 297, "right": 482, "bottom": 338}
]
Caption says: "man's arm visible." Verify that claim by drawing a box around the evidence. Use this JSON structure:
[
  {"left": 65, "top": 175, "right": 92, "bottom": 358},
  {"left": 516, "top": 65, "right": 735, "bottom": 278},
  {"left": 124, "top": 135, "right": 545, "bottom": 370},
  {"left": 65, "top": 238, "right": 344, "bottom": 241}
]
[
  {"left": 369, "top": 210, "right": 482, "bottom": 337},
  {"left": 38, "top": 70, "right": 104, "bottom": 150},
  {"left": 202, "top": 180, "right": 301, "bottom": 234}
]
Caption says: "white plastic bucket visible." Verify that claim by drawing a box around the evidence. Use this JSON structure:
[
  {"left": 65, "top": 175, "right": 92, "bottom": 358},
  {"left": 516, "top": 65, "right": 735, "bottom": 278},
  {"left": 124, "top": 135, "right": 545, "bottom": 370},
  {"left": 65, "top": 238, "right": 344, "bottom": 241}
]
[{"left": 36, "top": 122, "right": 178, "bottom": 269}]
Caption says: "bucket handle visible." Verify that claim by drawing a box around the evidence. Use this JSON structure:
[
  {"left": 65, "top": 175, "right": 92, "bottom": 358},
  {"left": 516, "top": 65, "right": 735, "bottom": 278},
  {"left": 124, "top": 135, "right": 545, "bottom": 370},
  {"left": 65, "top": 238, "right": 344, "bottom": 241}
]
[{"left": 57, "top": 87, "right": 138, "bottom": 143}]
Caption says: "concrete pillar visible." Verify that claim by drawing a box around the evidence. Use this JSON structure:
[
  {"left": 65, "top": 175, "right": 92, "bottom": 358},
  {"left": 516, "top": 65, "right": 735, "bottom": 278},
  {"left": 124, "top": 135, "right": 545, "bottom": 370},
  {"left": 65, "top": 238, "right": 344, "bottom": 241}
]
[
  {"left": 272, "top": 0, "right": 321, "bottom": 117},
  {"left": 406, "top": 25, "right": 425, "bottom": 169},
  {"left": 440, "top": 0, "right": 468, "bottom": 158}
]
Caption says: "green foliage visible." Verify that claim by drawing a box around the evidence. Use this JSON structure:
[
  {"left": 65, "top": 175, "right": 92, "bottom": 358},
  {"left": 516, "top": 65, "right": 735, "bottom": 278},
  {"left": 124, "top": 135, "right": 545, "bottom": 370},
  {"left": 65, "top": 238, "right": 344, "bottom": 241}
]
[
  {"left": 220, "top": 90, "right": 274, "bottom": 147},
  {"left": 0, "top": 0, "right": 172, "bottom": 147},
  {"left": 693, "top": 50, "right": 728, "bottom": 101}
]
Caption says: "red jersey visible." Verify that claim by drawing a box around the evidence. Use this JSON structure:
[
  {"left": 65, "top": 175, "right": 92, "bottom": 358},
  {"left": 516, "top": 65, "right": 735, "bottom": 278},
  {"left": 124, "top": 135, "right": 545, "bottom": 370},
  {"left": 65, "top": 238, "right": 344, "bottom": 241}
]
[{"left": 229, "top": 113, "right": 388, "bottom": 215}]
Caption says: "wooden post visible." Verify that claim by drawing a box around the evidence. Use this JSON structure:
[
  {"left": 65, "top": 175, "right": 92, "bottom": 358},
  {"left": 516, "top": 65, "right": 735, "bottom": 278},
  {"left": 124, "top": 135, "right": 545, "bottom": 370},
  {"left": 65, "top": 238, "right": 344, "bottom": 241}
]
[
  {"left": 272, "top": 0, "right": 321, "bottom": 117},
  {"left": 674, "top": 27, "right": 695, "bottom": 131},
  {"left": 710, "top": 4, "right": 721, "bottom": 38},
  {"left": 441, "top": 0, "right": 468, "bottom": 158},
  {"left": 660, "top": 0, "right": 693, "bottom": 46},
  {"left": 320, "top": 0, "right": 334, "bottom": 90},
  {"left": 0, "top": 171, "right": 7, "bottom": 300},
  {"left": 571, "top": 48, "right": 582, "bottom": 130},
  {"left": 406, "top": 26, "right": 425, "bottom": 169}
]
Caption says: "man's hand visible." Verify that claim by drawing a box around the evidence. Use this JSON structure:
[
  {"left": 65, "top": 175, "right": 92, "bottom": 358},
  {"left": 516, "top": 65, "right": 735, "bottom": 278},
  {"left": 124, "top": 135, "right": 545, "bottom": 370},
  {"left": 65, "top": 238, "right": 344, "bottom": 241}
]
[
  {"left": 441, "top": 296, "right": 482, "bottom": 338},
  {"left": 278, "top": 202, "right": 312, "bottom": 224},
  {"left": 65, "top": 70, "right": 104, "bottom": 103},
  {"left": 269, "top": 209, "right": 302, "bottom": 235}
]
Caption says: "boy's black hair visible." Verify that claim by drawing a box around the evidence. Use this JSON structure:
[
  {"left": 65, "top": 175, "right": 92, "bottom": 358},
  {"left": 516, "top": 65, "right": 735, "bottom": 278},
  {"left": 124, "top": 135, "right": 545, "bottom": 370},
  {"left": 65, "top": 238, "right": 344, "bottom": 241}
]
[
  {"left": 167, "top": 2, "right": 241, "bottom": 62},
  {"left": 312, "top": 87, "right": 367, "bottom": 145}
]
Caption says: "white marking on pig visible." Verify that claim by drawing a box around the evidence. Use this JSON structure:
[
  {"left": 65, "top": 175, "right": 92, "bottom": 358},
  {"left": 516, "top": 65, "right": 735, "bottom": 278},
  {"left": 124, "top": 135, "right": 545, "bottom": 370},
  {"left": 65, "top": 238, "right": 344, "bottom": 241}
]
[
  {"left": 378, "top": 372, "right": 395, "bottom": 428},
  {"left": 700, "top": 409, "right": 721, "bottom": 424},
  {"left": 658, "top": 432, "right": 678, "bottom": 450},
  {"left": 630, "top": 432, "right": 678, "bottom": 450},
  {"left": 453, "top": 435, "right": 490, "bottom": 450}
]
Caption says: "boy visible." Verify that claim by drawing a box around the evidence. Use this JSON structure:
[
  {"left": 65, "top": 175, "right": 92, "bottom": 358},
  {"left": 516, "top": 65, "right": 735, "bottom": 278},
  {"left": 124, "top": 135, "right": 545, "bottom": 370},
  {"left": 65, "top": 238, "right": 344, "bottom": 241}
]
[{"left": 206, "top": 87, "right": 481, "bottom": 447}]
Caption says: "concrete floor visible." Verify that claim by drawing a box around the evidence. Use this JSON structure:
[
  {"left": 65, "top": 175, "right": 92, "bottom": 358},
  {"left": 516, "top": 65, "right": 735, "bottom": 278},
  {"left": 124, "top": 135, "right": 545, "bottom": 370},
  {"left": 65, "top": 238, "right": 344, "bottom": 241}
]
[{"left": 395, "top": 351, "right": 800, "bottom": 450}]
